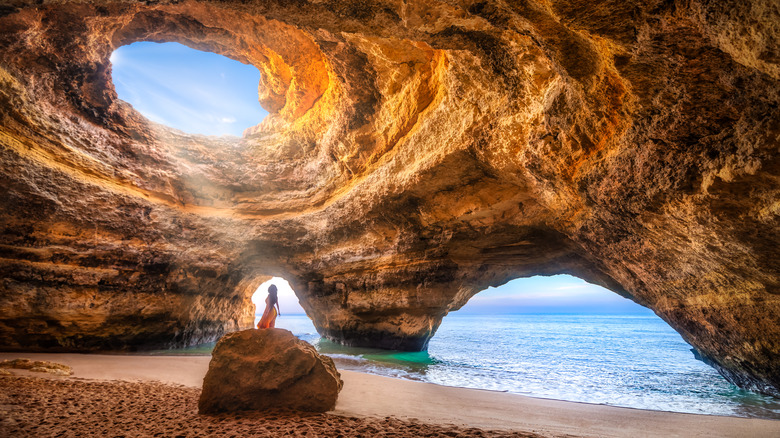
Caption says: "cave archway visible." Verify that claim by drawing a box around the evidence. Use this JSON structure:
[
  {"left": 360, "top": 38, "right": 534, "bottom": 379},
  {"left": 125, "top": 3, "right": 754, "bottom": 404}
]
[
  {"left": 420, "top": 275, "right": 780, "bottom": 416},
  {"left": 250, "top": 276, "right": 305, "bottom": 327}
]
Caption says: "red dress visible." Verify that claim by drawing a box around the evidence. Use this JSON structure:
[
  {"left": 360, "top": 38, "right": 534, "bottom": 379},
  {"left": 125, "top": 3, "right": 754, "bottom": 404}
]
[{"left": 257, "top": 296, "right": 278, "bottom": 329}]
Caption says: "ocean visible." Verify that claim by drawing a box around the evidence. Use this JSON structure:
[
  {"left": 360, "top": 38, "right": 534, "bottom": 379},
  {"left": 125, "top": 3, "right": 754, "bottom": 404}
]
[{"left": 168, "top": 313, "right": 780, "bottom": 419}]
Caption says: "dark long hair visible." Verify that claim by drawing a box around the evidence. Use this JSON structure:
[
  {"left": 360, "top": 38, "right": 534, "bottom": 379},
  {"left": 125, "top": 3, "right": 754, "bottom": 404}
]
[{"left": 268, "top": 284, "right": 278, "bottom": 306}]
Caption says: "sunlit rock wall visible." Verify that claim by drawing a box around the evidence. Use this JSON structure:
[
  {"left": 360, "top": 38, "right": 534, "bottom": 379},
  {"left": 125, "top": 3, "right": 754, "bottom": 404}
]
[{"left": 0, "top": 1, "right": 777, "bottom": 395}]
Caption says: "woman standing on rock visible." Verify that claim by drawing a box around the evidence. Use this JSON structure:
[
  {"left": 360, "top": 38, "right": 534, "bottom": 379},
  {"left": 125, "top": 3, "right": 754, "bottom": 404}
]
[{"left": 257, "top": 284, "right": 281, "bottom": 329}]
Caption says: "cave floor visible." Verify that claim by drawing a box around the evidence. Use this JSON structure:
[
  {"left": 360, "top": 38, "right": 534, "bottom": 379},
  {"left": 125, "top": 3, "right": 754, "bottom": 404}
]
[
  {"left": 0, "top": 377, "right": 539, "bottom": 438},
  {"left": 0, "top": 353, "right": 778, "bottom": 437}
]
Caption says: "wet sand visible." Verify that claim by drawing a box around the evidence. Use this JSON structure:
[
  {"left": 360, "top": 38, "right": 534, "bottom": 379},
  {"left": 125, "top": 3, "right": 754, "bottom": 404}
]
[{"left": 1, "top": 353, "right": 778, "bottom": 437}]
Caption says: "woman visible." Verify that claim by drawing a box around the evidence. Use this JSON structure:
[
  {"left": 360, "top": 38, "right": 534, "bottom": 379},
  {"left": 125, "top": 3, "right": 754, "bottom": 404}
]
[{"left": 256, "top": 284, "right": 281, "bottom": 329}]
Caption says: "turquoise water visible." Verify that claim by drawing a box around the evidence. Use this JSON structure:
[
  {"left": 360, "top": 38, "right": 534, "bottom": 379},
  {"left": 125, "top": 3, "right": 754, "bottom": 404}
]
[{"left": 171, "top": 313, "right": 780, "bottom": 419}]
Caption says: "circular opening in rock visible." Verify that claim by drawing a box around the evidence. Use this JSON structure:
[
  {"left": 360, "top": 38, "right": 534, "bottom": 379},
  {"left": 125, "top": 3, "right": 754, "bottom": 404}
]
[{"left": 110, "top": 41, "right": 268, "bottom": 136}]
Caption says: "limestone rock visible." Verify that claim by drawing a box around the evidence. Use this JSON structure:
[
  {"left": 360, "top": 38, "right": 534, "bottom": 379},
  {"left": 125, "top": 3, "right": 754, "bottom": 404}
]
[
  {"left": 0, "top": 359, "right": 73, "bottom": 376},
  {"left": 0, "top": 1, "right": 778, "bottom": 396},
  {"left": 198, "top": 329, "right": 342, "bottom": 414}
]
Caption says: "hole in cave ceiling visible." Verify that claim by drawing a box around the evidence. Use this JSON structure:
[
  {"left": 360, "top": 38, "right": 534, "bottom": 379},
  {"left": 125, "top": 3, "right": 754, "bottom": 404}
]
[{"left": 110, "top": 41, "right": 268, "bottom": 137}]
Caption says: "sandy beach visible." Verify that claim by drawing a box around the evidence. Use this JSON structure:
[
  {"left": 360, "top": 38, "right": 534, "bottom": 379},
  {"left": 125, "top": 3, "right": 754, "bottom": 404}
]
[{"left": 1, "top": 353, "right": 778, "bottom": 438}]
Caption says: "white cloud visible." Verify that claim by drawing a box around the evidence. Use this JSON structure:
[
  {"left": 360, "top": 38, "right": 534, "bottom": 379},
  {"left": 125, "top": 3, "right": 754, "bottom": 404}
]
[{"left": 219, "top": 117, "right": 236, "bottom": 123}]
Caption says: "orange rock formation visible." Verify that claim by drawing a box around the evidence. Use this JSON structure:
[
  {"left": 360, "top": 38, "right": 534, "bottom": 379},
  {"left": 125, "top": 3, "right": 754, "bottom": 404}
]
[{"left": 0, "top": 1, "right": 777, "bottom": 395}]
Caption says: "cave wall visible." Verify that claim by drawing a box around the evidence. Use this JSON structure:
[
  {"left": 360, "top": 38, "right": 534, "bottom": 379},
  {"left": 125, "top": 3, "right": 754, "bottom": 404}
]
[{"left": 0, "top": 0, "right": 778, "bottom": 395}]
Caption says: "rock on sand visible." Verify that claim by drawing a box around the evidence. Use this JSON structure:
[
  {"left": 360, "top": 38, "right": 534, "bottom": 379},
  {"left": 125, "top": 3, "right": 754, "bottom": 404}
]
[{"left": 198, "top": 328, "right": 343, "bottom": 414}]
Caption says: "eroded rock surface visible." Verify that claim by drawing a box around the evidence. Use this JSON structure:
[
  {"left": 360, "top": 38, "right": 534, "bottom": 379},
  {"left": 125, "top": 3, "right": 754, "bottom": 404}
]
[
  {"left": 0, "top": 358, "right": 73, "bottom": 376},
  {"left": 0, "top": 1, "right": 778, "bottom": 395},
  {"left": 199, "top": 329, "right": 342, "bottom": 413}
]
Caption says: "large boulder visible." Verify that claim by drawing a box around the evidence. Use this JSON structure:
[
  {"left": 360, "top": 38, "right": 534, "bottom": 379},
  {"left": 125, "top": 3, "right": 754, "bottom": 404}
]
[{"left": 198, "top": 329, "right": 343, "bottom": 414}]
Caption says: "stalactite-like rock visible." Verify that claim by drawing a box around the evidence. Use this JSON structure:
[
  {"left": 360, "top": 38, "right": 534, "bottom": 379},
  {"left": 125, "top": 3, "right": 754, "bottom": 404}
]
[{"left": 0, "top": 1, "right": 778, "bottom": 396}]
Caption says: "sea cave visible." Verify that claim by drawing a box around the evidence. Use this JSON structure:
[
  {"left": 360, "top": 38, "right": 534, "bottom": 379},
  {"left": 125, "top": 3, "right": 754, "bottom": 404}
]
[{"left": 0, "top": 0, "right": 778, "bottom": 410}]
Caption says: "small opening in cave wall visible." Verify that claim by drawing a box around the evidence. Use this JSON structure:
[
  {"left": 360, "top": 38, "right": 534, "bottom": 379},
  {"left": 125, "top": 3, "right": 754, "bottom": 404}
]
[
  {"left": 251, "top": 277, "right": 306, "bottom": 329},
  {"left": 110, "top": 41, "right": 268, "bottom": 136}
]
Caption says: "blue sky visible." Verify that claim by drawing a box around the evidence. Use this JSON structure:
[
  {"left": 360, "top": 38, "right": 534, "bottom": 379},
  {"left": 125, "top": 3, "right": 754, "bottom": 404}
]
[
  {"left": 254, "top": 275, "right": 651, "bottom": 316},
  {"left": 111, "top": 42, "right": 268, "bottom": 136},
  {"left": 454, "top": 275, "right": 650, "bottom": 314}
]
